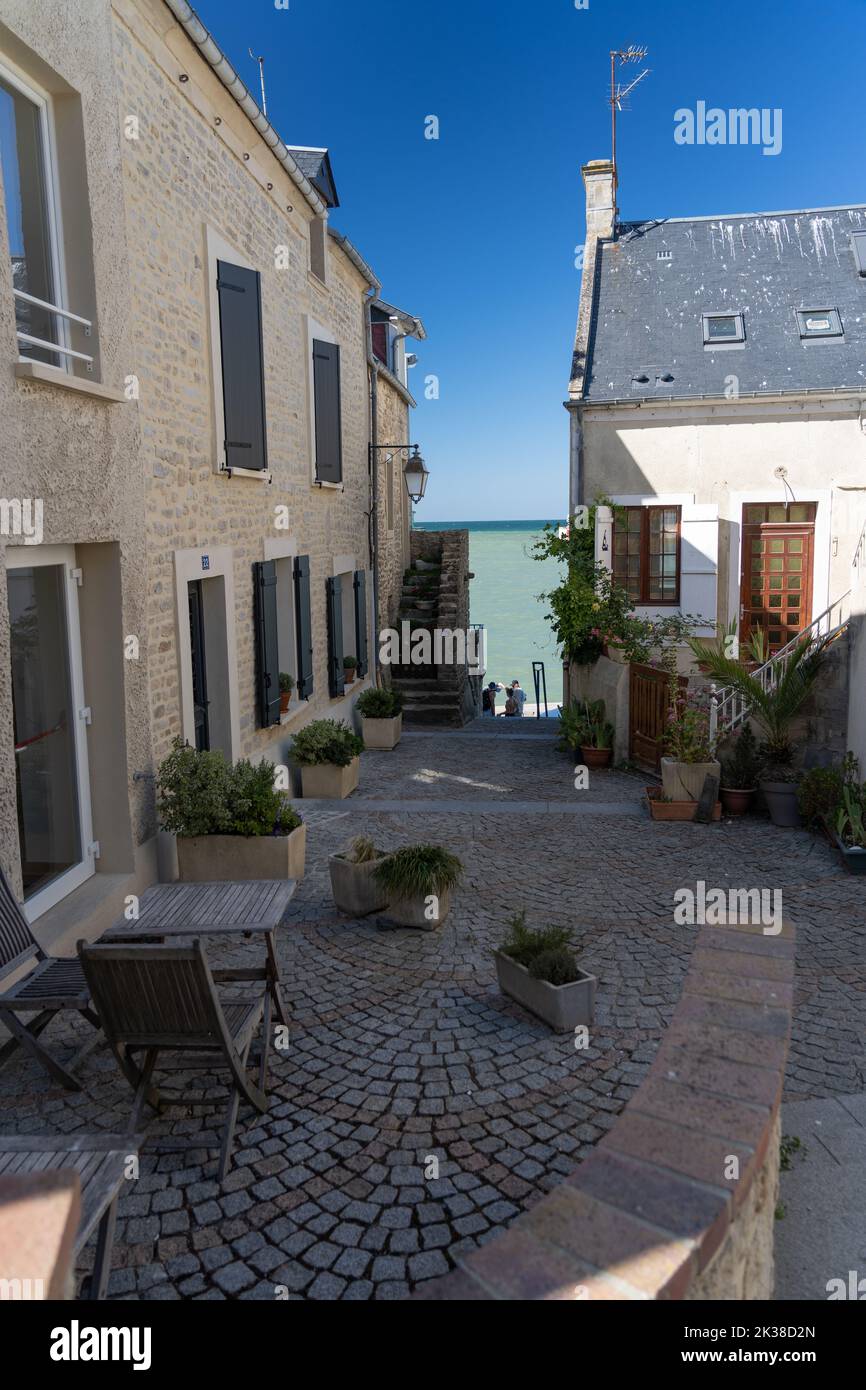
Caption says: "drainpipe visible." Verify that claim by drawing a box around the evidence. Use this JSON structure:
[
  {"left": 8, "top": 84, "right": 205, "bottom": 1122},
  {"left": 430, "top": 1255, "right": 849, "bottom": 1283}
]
[{"left": 365, "top": 292, "right": 381, "bottom": 686}]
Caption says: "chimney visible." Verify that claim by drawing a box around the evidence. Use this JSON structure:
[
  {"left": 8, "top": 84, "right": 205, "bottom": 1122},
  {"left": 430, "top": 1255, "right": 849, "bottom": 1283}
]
[{"left": 581, "top": 159, "right": 615, "bottom": 241}]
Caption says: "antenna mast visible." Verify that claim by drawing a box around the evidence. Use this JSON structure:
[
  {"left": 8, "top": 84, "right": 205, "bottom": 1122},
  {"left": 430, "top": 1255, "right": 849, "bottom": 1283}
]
[
  {"left": 609, "top": 45, "right": 650, "bottom": 220},
  {"left": 249, "top": 48, "right": 267, "bottom": 116}
]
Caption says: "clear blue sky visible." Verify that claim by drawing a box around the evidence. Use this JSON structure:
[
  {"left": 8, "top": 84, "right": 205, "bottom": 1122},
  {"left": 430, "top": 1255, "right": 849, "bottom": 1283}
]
[{"left": 193, "top": 0, "right": 864, "bottom": 521}]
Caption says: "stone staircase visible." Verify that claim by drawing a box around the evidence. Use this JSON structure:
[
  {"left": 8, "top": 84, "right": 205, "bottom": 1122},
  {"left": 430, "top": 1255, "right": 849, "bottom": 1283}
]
[{"left": 390, "top": 547, "right": 469, "bottom": 727}]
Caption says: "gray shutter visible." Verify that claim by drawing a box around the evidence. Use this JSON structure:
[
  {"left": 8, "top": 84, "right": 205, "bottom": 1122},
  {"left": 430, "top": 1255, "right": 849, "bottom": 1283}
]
[
  {"left": 293, "top": 554, "right": 313, "bottom": 699},
  {"left": 253, "top": 560, "right": 281, "bottom": 728},
  {"left": 313, "top": 339, "right": 342, "bottom": 483},
  {"left": 353, "top": 569, "right": 368, "bottom": 678},
  {"left": 326, "top": 575, "right": 345, "bottom": 697},
  {"left": 217, "top": 260, "right": 268, "bottom": 472}
]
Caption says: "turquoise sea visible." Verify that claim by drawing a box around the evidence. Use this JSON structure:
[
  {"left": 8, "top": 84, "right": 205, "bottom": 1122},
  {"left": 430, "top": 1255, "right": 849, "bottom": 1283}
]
[{"left": 416, "top": 520, "right": 565, "bottom": 705}]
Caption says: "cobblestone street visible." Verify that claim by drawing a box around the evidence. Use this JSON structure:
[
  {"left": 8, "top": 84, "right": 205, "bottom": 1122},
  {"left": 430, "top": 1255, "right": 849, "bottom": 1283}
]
[{"left": 2, "top": 723, "right": 864, "bottom": 1300}]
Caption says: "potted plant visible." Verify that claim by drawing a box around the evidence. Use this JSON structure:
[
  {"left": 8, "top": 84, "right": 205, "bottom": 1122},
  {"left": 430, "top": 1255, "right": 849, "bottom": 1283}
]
[
  {"left": 798, "top": 754, "right": 860, "bottom": 840},
  {"left": 356, "top": 685, "right": 403, "bottom": 751},
  {"left": 343, "top": 654, "right": 358, "bottom": 682},
  {"left": 157, "top": 737, "right": 305, "bottom": 880},
  {"left": 645, "top": 785, "right": 722, "bottom": 822},
  {"left": 660, "top": 692, "right": 720, "bottom": 803},
  {"left": 833, "top": 784, "right": 866, "bottom": 874},
  {"left": 577, "top": 698, "right": 615, "bottom": 769},
  {"left": 494, "top": 912, "right": 596, "bottom": 1033},
  {"left": 718, "top": 723, "right": 760, "bottom": 816},
  {"left": 374, "top": 844, "right": 463, "bottom": 929},
  {"left": 292, "top": 719, "right": 364, "bottom": 799},
  {"left": 279, "top": 671, "right": 294, "bottom": 716},
  {"left": 688, "top": 633, "right": 829, "bottom": 828},
  {"left": 329, "top": 835, "right": 390, "bottom": 915}
]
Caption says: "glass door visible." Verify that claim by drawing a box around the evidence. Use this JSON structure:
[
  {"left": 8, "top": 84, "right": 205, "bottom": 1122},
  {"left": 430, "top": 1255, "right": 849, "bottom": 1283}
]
[{"left": 7, "top": 546, "right": 94, "bottom": 918}]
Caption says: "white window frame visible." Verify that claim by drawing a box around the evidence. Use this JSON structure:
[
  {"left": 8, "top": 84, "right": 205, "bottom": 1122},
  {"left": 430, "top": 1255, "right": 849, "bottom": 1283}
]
[
  {"left": 204, "top": 224, "right": 270, "bottom": 481},
  {"left": 795, "top": 308, "right": 843, "bottom": 341},
  {"left": 0, "top": 55, "right": 72, "bottom": 371},
  {"left": 701, "top": 311, "right": 745, "bottom": 349},
  {"left": 306, "top": 314, "right": 343, "bottom": 490},
  {"left": 6, "top": 544, "right": 95, "bottom": 921}
]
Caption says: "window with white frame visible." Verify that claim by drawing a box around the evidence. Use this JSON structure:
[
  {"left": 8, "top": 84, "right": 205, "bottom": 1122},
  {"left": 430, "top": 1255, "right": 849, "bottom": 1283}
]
[
  {"left": 701, "top": 311, "right": 745, "bottom": 347},
  {"left": 0, "top": 59, "right": 90, "bottom": 374}
]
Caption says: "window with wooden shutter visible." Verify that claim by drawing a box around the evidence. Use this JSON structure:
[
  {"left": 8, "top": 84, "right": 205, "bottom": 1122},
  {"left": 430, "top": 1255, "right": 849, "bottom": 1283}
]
[
  {"left": 217, "top": 260, "right": 268, "bottom": 472},
  {"left": 253, "top": 560, "right": 281, "bottom": 728},
  {"left": 353, "top": 570, "right": 368, "bottom": 678},
  {"left": 326, "top": 575, "right": 345, "bottom": 696},
  {"left": 612, "top": 506, "right": 681, "bottom": 604},
  {"left": 293, "top": 554, "right": 313, "bottom": 699},
  {"left": 312, "top": 339, "right": 342, "bottom": 483}
]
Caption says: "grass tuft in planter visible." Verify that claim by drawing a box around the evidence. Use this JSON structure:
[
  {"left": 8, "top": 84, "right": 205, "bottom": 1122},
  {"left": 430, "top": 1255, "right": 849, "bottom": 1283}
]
[
  {"left": 329, "top": 835, "right": 390, "bottom": 915},
  {"left": 495, "top": 911, "right": 595, "bottom": 1032},
  {"left": 374, "top": 844, "right": 463, "bottom": 929}
]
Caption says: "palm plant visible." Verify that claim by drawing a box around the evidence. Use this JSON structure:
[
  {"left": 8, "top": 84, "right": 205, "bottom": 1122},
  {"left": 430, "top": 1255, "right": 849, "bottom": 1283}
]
[{"left": 687, "top": 633, "right": 829, "bottom": 772}]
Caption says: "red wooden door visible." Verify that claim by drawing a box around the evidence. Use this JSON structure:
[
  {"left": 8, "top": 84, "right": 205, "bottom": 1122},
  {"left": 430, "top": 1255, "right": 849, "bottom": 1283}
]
[{"left": 740, "top": 504, "right": 815, "bottom": 654}]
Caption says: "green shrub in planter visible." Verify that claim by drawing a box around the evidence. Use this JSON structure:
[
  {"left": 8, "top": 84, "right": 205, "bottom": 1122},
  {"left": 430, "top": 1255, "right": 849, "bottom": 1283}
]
[
  {"left": 356, "top": 687, "right": 404, "bottom": 719},
  {"left": 374, "top": 844, "right": 463, "bottom": 898},
  {"left": 529, "top": 946, "right": 579, "bottom": 986},
  {"left": 499, "top": 911, "right": 571, "bottom": 967},
  {"left": 157, "top": 738, "right": 301, "bottom": 837},
  {"left": 291, "top": 719, "right": 364, "bottom": 767},
  {"left": 797, "top": 753, "right": 860, "bottom": 826},
  {"left": 343, "top": 655, "right": 358, "bottom": 675}
]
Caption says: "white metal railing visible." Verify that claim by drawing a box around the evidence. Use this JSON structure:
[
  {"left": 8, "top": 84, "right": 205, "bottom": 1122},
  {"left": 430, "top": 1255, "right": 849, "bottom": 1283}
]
[
  {"left": 708, "top": 590, "right": 852, "bottom": 748},
  {"left": 13, "top": 289, "right": 94, "bottom": 369}
]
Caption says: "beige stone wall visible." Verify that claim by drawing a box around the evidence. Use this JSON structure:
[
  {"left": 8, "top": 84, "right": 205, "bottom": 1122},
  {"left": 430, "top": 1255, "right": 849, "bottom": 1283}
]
[
  {"left": 373, "top": 374, "right": 412, "bottom": 638},
  {"left": 112, "top": 0, "right": 388, "bottom": 775},
  {"left": 0, "top": 0, "right": 152, "bottom": 905}
]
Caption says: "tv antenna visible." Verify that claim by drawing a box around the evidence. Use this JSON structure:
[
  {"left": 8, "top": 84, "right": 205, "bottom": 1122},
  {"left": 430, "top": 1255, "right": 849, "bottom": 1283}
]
[
  {"left": 249, "top": 48, "right": 267, "bottom": 116},
  {"left": 609, "top": 45, "right": 650, "bottom": 218}
]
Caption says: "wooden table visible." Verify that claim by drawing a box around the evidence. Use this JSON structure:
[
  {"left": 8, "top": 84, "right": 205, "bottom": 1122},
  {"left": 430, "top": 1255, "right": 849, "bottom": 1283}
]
[
  {"left": 103, "top": 880, "right": 296, "bottom": 1028},
  {"left": 0, "top": 1134, "right": 139, "bottom": 1299}
]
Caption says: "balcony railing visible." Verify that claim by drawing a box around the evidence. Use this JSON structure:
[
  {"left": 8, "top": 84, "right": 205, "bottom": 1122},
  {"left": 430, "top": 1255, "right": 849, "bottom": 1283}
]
[{"left": 13, "top": 289, "right": 94, "bottom": 369}]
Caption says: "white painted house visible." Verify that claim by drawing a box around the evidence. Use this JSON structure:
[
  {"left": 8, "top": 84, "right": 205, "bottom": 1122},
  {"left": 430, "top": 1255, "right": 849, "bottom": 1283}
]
[{"left": 567, "top": 159, "right": 866, "bottom": 767}]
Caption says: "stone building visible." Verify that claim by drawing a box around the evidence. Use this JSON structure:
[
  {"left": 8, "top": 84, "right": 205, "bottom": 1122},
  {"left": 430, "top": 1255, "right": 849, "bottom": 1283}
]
[
  {"left": 0, "top": 0, "right": 425, "bottom": 938},
  {"left": 567, "top": 158, "right": 866, "bottom": 767}
]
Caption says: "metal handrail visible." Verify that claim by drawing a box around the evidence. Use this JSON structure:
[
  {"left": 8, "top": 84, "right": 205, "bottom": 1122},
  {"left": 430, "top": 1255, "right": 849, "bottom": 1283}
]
[
  {"left": 13, "top": 289, "right": 92, "bottom": 331},
  {"left": 14, "top": 289, "right": 94, "bottom": 369},
  {"left": 709, "top": 591, "right": 851, "bottom": 747}
]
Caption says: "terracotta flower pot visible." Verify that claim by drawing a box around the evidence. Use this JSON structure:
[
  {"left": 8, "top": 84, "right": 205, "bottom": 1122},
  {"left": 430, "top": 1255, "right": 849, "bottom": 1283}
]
[
  {"left": 720, "top": 787, "right": 755, "bottom": 817},
  {"left": 280, "top": 691, "right": 292, "bottom": 715},
  {"left": 580, "top": 745, "right": 612, "bottom": 769},
  {"left": 646, "top": 788, "right": 721, "bottom": 822}
]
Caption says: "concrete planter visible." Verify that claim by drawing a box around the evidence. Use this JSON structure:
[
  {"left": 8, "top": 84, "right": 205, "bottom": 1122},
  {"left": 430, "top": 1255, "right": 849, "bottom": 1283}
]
[
  {"left": 661, "top": 757, "right": 721, "bottom": 803},
  {"left": 381, "top": 886, "right": 452, "bottom": 931},
  {"left": 760, "top": 779, "right": 801, "bottom": 828},
  {"left": 176, "top": 822, "right": 306, "bottom": 881},
  {"left": 832, "top": 832, "right": 866, "bottom": 875},
  {"left": 300, "top": 757, "right": 360, "bottom": 800},
  {"left": 361, "top": 713, "right": 402, "bottom": 751},
  {"left": 328, "top": 853, "right": 390, "bottom": 915},
  {"left": 494, "top": 951, "right": 596, "bottom": 1033}
]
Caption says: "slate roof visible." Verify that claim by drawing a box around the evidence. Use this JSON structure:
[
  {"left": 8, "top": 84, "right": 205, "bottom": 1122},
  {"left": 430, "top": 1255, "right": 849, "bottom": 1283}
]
[
  {"left": 286, "top": 147, "right": 339, "bottom": 208},
  {"left": 582, "top": 206, "right": 866, "bottom": 403}
]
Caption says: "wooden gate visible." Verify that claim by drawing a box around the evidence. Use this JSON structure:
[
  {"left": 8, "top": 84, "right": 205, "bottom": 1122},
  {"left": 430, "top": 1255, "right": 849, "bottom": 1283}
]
[{"left": 628, "top": 662, "right": 686, "bottom": 770}]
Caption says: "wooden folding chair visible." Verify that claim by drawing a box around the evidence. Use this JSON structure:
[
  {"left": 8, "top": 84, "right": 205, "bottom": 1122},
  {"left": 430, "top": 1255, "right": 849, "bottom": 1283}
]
[
  {"left": 0, "top": 866, "right": 101, "bottom": 1090},
  {"left": 78, "top": 939, "right": 269, "bottom": 1179}
]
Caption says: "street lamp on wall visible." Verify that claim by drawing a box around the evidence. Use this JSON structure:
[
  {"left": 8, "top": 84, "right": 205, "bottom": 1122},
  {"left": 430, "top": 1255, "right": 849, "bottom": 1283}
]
[{"left": 403, "top": 446, "right": 429, "bottom": 503}]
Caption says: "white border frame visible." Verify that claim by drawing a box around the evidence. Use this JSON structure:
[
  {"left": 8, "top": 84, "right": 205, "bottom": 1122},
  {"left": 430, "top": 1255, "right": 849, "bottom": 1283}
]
[
  {"left": 726, "top": 489, "right": 832, "bottom": 639},
  {"left": 306, "top": 313, "right": 343, "bottom": 490},
  {"left": 204, "top": 223, "right": 270, "bottom": 481},
  {"left": 0, "top": 54, "right": 71, "bottom": 369},
  {"left": 6, "top": 543, "right": 94, "bottom": 920},
  {"left": 173, "top": 543, "right": 241, "bottom": 759}
]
